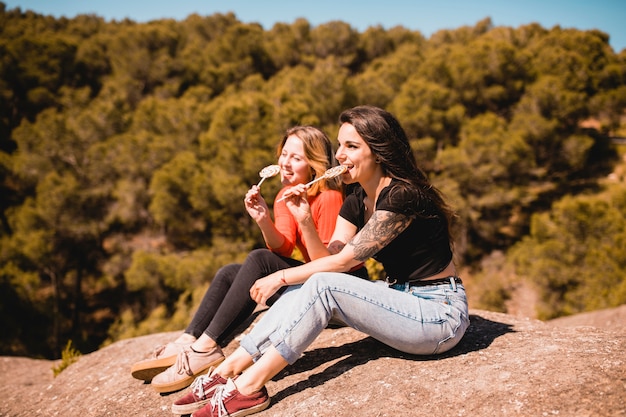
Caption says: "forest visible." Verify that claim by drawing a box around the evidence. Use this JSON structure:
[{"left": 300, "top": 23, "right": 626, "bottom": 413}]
[{"left": 1, "top": 2, "right": 625, "bottom": 360}]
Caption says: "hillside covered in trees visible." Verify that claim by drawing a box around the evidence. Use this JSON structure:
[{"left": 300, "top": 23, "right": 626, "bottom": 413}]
[{"left": 1, "top": 2, "right": 625, "bottom": 359}]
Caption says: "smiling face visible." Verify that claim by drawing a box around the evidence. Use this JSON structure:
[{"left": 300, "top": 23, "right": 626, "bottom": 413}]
[
  {"left": 278, "top": 135, "right": 312, "bottom": 186},
  {"left": 335, "top": 122, "right": 379, "bottom": 185}
]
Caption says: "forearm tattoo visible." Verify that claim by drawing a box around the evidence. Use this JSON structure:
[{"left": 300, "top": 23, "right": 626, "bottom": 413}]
[{"left": 348, "top": 211, "right": 412, "bottom": 262}]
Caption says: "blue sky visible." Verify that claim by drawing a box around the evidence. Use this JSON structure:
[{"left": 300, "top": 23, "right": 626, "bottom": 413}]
[{"left": 5, "top": 0, "right": 626, "bottom": 52}]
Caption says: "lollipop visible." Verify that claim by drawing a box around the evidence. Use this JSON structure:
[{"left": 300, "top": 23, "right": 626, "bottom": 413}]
[
  {"left": 277, "top": 165, "right": 347, "bottom": 202},
  {"left": 256, "top": 164, "right": 280, "bottom": 187}
]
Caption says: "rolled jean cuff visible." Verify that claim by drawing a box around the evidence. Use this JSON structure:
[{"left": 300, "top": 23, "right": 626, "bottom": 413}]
[
  {"left": 269, "top": 331, "right": 300, "bottom": 365},
  {"left": 240, "top": 334, "right": 267, "bottom": 363},
  {"left": 240, "top": 329, "right": 300, "bottom": 364}
]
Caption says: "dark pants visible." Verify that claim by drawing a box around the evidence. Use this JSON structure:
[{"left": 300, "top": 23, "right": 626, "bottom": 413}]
[{"left": 185, "top": 248, "right": 368, "bottom": 345}]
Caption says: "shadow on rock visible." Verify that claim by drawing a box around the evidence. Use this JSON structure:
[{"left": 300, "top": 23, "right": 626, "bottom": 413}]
[
  {"left": 448, "top": 313, "right": 516, "bottom": 355},
  {"left": 270, "top": 313, "right": 513, "bottom": 402}
]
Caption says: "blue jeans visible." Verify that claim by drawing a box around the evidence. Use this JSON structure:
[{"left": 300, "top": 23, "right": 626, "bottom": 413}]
[{"left": 240, "top": 272, "right": 470, "bottom": 364}]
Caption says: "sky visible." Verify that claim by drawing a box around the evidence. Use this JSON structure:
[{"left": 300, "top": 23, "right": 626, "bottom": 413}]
[{"left": 4, "top": 0, "right": 626, "bottom": 52}]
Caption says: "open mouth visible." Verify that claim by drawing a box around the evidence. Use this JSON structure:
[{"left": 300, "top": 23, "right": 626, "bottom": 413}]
[{"left": 281, "top": 170, "right": 296, "bottom": 183}]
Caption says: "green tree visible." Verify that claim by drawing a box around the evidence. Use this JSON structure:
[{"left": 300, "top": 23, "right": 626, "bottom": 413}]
[
  {"left": 263, "top": 19, "right": 311, "bottom": 69},
  {"left": 510, "top": 76, "right": 598, "bottom": 181},
  {"left": 1, "top": 9, "right": 625, "bottom": 359},
  {"left": 510, "top": 185, "right": 626, "bottom": 319},
  {"left": 304, "top": 20, "right": 359, "bottom": 67},
  {"left": 444, "top": 35, "right": 530, "bottom": 117},
  {"left": 390, "top": 75, "right": 464, "bottom": 150},
  {"left": 437, "top": 112, "right": 535, "bottom": 259},
  {"left": 350, "top": 43, "right": 424, "bottom": 109}
]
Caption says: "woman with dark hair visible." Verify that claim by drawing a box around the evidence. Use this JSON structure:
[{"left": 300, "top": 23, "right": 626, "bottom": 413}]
[
  {"left": 130, "top": 126, "right": 367, "bottom": 394},
  {"left": 171, "top": 105, "right": 469, "bottom": 417}
]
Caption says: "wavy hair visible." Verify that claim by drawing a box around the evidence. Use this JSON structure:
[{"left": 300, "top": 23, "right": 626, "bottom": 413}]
[
  {"left": 276, "top": 126, "right": 341, "bottom": 196},
  {"left": 338, "top": 105, "right": 454, "bottom": 233}
]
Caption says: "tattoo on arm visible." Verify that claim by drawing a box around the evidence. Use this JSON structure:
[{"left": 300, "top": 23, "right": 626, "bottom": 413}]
[{"left": 348, "top": 211, "right": 412, "bottom": 262}]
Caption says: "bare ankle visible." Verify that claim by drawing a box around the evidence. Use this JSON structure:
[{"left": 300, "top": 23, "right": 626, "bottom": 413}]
[
  {"left": 192, "top": 336, "right": 218, "bottom": 352},
  {"left": 233, "top": 379, "right": 259, "bottom": 396}
]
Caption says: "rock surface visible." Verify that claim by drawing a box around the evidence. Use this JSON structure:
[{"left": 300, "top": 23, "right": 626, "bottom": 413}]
[{"left": 1, "top": 307, "right": 625, "bottom": 417}]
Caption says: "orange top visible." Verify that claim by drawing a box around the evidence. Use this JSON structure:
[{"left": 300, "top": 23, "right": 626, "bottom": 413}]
[{"left": 270, "top": 188, "right": 343, "bottom": 262}]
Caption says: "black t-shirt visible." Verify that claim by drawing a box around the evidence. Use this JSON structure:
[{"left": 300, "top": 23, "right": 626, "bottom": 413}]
[{"left": 339, "top": 180, "right": 452, "bottom": 282}]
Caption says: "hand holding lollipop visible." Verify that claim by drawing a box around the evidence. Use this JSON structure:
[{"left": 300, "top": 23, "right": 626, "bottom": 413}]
[
  {"left": 246, "top": 164, "right": 280, "bottom": 207},
  {"left": 276, "top": 165, "right": 347, "bottom": 202}
]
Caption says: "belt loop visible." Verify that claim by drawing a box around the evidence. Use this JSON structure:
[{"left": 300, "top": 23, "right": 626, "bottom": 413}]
[{"left": 450, "top": 276, "right": 457, "bottom": 292}]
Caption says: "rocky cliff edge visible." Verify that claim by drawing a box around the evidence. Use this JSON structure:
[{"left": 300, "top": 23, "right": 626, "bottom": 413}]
[{"left": 1, "top": 307, "right": 625, "bottom": 417}]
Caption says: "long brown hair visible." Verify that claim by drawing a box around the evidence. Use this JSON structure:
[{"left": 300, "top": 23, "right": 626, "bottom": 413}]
[{"left": 339, "top": 105, "right": 455, "bottom": 235}]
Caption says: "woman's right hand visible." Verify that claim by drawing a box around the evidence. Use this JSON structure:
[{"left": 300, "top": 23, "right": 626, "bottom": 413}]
[
  {"left": 282, "top": 184, "right": 312, "bottom": 225},
  {"left": 250, "top": 272, "right": 283, "bottom": 307},
  {"left": 244, "top": 185, "right": 269, "bottom": 222}
]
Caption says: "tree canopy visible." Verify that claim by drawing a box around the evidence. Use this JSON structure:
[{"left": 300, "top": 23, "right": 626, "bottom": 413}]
[{"left": 1, "top": 3, "right": 625, "bottom": 358}]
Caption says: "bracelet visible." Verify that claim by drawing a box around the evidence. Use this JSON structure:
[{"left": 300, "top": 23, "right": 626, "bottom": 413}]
[{"left": 280, "top": 270, "right": 288, "bottom": 286}]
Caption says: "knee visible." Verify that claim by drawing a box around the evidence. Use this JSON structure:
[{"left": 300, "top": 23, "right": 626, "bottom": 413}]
[
  {"left": 246, "top": 248, "right": 273, "bottom": 262},
  {"left": 213, "top": 263, "right": 240, "bottom": 285},
  {"left": 307, "top": 272, "right": 336, "bottom": 290},
  {"left": 216, "top": 263, "right": 240, "bottom": 277}
]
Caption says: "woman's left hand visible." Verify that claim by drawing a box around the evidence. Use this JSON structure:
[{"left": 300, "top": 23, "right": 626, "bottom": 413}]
[
  {"left": 250, "top": 272, "right": 283, "bottom": 306},
  {"left": 244, "top": 185, "right": 270, "bottom": 223}
]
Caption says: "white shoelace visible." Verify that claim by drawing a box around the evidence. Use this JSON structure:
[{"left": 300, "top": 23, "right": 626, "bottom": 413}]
[
  {"left": 191, "top": 373, "right": 214, "bottom": 399},
  {"left": 210, "top": 381, "right": 237, "bottom": 417}
]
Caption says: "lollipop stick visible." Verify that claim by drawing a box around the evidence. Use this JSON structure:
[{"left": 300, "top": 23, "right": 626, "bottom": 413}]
[
  {"left": 303, "top": 175, "right": 326, "bottom": 188},
  {"left": 256, "top": 177, "right": 267, "bottom": 187},
  {"left": 276, "top": 171, "right": 338, "bottom": 202}
]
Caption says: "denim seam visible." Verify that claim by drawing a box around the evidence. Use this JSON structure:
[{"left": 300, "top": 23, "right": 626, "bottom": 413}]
[{"left": 287, "top": 284, "right": 448, "bottom": 337}]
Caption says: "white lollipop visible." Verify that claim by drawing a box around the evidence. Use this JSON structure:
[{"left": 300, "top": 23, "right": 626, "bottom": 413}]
[
  {"left": 277, "top": 165, "right": 347, "bottom": 202},
  {"left": 256, "top": 164, "right": 280, "bottom": 187}
]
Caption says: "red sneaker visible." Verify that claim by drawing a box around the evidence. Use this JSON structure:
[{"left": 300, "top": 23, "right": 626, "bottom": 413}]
[
  {"left": 171, "top": 370, "right": 227, "bottom": 415},
  {"left": 192, "top": 378, "right": 270, "bottom": 417}
]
